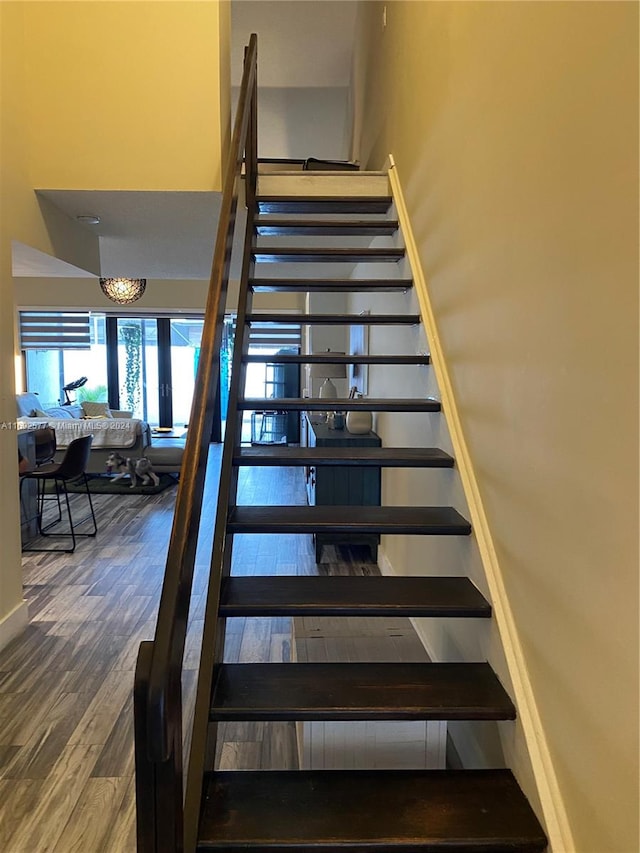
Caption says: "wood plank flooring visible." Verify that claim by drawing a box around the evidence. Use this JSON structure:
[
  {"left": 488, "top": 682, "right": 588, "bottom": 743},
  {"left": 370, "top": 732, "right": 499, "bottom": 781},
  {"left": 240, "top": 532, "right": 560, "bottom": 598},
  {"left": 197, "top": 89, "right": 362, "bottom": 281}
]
[{"left": 1, "top": 444, "right": 420, "bottom": 851}]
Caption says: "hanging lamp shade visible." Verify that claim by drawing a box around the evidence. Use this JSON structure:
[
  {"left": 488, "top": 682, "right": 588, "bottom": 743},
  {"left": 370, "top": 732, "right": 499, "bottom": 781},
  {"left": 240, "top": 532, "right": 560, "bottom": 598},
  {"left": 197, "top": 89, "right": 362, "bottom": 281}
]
[{"left": 99, "top": 277, "right": 146, "bottom": 305}]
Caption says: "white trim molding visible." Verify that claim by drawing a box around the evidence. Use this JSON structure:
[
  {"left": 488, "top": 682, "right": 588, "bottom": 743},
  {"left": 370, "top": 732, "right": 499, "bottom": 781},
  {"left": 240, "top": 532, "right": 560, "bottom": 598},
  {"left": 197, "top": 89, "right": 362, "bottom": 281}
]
[
  {"left": 0, "top": 599, "right": 29, "bottom": 653},
  {"left": 388, "top": 157, "right": 574, "bottom": 853}
]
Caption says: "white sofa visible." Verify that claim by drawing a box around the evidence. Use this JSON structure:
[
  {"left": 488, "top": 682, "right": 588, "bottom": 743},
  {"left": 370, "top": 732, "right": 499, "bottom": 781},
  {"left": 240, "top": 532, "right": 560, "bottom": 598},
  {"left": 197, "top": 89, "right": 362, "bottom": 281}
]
[{"left": 16, "top": 392, "right": 152, "bottom": 474}]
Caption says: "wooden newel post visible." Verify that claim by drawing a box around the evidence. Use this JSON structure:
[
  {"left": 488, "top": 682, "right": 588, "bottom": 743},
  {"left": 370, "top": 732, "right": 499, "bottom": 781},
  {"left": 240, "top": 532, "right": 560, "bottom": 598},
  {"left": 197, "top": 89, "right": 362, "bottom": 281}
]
[
  {"left": 134, "top": 641, "right": 158, "bottom": 852},
  {"left": 135, "top": 642, "right": 186, "bottom": 852}
]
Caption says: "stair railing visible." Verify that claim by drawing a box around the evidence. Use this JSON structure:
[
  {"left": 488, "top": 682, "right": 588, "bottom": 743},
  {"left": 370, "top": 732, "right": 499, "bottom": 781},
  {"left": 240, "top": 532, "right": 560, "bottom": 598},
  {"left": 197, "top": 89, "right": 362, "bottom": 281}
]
[{"left": 133, "top": 34, "right": 257, "bottom": 853}]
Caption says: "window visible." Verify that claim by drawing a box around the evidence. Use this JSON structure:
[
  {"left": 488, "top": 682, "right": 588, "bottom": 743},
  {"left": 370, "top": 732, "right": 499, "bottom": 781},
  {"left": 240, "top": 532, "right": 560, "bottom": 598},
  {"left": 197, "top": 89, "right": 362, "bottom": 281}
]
[
  {"left": 23, "top": 314, "right": 107, "bottom": 408},
  {"left": 223, "top": 315, "right": 302, "bottom": 443},
  {"left": 21, "top": 311, "right": 205, "bottom": 428}
]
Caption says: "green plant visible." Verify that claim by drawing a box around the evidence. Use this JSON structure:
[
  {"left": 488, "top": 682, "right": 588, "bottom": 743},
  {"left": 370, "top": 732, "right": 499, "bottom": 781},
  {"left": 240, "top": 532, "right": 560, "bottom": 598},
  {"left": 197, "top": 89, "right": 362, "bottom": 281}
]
[
  {"left": 119, "top": 323, "right": 142, "bottom": 413},
  {"left": 77, "top": 384, "right": 108, "bottom": 403}
]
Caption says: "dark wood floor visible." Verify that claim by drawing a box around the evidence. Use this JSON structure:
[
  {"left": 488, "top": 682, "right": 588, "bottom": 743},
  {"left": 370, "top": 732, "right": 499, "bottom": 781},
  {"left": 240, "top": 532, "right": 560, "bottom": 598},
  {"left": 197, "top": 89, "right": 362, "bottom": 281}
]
[{"left": 1, "top": 444, "right": 423, "bottom": 851}]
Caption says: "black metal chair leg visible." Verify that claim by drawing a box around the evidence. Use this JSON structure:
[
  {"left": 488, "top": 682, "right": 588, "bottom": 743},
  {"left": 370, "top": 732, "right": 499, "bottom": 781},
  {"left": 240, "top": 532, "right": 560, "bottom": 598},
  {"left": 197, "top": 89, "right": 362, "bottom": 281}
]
[
  {"left": 37, "top": 478, "right": 63, "bottom": 533},
  {"left": 80, "top": 474, "right": 98, "bottom": 536}
]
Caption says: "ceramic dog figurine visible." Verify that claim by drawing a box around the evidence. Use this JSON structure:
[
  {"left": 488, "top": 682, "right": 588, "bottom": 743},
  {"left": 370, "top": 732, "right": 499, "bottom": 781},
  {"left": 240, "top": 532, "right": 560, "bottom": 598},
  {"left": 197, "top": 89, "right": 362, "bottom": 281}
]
[{"left": 105, "top": 452, "right": 160, "bottom": 488}]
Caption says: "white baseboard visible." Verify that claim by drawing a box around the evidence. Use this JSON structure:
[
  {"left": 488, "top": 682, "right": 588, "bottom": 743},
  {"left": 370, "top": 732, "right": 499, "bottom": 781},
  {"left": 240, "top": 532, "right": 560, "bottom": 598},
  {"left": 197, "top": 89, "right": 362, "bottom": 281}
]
[{"left": 0, "top": 599, "right": 29, "bottom": 652}]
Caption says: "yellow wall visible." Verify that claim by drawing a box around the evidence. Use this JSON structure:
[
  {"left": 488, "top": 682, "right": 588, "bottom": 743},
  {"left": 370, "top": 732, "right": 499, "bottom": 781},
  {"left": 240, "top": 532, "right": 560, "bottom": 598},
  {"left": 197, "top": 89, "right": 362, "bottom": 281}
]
[
  {"left": 0, "top": 4, "right": 33, "bottom": 646},
  {"left": 25, "top": 1, "right": 226, "bottom": 192},
  {"left": 354, "top": 2, "right": 638, "bottom": 851},
  {"left": 0, "top": 0, "right": 229, "bottom": 649},
  {"left": 0, "top": 6, "right": 98, "bottom": 268},
  {"left": 218, "top": 0, "right": 232, "bottom": 177}
]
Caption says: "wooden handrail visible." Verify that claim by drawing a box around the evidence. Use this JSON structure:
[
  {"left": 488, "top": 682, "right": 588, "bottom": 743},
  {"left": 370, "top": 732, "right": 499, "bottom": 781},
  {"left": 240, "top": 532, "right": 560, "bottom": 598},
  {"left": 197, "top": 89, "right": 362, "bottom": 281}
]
[{"left": 134, "top": 34, "right": 257, "bottom": 851}]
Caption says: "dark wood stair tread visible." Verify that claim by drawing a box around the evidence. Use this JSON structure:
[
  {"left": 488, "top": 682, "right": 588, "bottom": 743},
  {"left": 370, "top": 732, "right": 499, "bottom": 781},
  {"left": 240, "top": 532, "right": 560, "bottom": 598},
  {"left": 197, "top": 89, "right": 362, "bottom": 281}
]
[
  {"left": 234, "top": 446, "right": 453, "bottom": 467},
  {"left": 239, "top": 397, "right": 441, "bottom": 412},
  {"left": 252, "top": 247, "right": 405, "bottom": 263},
  {"left": 219, "top": 576, "right": 491, "bottom": 618},
  {"left": 250, "top": 277, "right": 413, "bottom": 292},
  {"left": 244, "top": 353, "right": 430, "bottom": 365},
  {"left": 255, "top": 219, "right": 399, "bottom": 236},
  {"left": 227, "top": 505, "right": 471, "bottom": 535},
  {"left": 210, "top": 662, "right": 515, "bottom": 721},
  {"left": 198, "top": 769, "right": 548, "bottom": 851},
  {"left": 246, "top": 313, "right": 420, "bottom": 325},
  {"left": 257, "top": 196, "right": 392, "bottom": 214}
]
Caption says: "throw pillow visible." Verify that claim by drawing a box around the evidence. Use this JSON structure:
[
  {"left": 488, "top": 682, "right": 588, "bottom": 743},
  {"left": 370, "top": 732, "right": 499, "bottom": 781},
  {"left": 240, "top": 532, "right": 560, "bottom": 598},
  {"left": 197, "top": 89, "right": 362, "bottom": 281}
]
[{"left": 81, "top": 401, "right": 113, "bottom": 419}]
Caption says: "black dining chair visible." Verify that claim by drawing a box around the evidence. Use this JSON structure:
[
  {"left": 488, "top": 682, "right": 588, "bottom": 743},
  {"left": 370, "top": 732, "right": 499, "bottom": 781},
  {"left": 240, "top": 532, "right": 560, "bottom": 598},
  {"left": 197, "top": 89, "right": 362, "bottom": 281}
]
[
  {"left": 34, "top": 426, "right": 57, "bottom": 467},
  {"left": 19, "top": 426, "right": 57, "bottom": 531},
  {"left": 20, "top": 435, "right": 98, "bottom": 553}
]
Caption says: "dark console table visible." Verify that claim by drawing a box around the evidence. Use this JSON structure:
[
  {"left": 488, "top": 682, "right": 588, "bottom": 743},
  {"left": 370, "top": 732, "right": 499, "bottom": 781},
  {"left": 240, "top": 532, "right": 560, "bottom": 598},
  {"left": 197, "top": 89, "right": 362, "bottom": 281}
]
[{"left": 304, "top": 415, "right": 381, "bottom": 562}]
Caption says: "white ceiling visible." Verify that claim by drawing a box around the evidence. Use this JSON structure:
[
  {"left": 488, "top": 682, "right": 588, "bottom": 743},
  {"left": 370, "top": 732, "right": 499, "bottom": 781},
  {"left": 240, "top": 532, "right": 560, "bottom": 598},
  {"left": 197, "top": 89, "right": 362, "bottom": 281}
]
[
  {"left": 36, "top": 190, "right": 224, "bottom": 280},
  {"left": 12, "top": 242, "right": 96, "bottom": 278},
  {"left": 13, "top": 1, "right": 358, "bottom": 281}
]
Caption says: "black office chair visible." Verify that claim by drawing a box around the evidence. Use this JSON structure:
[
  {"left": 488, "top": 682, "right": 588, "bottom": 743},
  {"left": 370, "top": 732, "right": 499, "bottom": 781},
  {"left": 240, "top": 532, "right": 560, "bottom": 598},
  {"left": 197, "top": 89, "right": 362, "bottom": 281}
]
[{"left": 21, "top": 435, "right": 98, "bottom": 553}]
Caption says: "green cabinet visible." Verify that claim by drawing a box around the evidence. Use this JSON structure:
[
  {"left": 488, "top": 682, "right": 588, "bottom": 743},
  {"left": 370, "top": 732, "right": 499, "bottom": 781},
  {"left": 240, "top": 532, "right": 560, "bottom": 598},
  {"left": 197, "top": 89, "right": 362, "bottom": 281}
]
[{"left": 305, "top": 416, "right": 381, "bottom": 562}]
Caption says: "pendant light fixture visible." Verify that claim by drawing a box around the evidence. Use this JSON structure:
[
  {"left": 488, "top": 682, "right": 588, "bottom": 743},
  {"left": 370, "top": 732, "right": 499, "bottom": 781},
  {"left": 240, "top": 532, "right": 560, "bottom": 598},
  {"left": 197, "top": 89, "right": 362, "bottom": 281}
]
[{"left": 99, "top": 277, "right": 147, "bottom": 305}]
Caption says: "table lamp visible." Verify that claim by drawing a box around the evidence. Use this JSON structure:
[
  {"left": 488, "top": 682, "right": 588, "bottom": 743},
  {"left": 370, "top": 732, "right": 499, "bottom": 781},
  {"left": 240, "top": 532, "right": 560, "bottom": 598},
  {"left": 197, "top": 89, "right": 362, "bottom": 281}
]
[{"left": 309, "top": 352, "right": 347, "bottom": 399}]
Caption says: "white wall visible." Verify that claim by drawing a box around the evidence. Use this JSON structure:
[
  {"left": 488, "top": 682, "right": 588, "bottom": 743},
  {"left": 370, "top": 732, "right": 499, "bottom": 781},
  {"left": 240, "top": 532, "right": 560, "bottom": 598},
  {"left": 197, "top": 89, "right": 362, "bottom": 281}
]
[
  {"left": 233, "top": 86, "right": 352, "bottom": 162},
  {"left": 347, "top": 254, "right": 514, "bottom": 773},
  {"left": 304, "top": 291, "right": 349, "bottom": 398}
]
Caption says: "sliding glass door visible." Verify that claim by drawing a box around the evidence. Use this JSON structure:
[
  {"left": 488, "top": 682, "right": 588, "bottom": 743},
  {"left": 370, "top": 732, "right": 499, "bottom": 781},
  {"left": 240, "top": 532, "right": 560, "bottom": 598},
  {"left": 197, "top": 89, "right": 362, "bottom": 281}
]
[
  {"left": 169, "top": 318, "right": 204, "bottom": 428},
  {"left": 113, "top": 317, "right": 204, "bottom": 427},
  {"left": 116, "top": 317, "right": 158, "bottom": 422}
]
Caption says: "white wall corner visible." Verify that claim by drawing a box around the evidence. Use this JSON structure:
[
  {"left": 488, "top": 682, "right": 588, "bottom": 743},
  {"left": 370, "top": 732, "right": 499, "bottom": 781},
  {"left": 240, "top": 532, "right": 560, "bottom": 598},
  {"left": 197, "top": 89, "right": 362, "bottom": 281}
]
[{"left": 0, "top": 599, "right": 29, "bottom": 653}]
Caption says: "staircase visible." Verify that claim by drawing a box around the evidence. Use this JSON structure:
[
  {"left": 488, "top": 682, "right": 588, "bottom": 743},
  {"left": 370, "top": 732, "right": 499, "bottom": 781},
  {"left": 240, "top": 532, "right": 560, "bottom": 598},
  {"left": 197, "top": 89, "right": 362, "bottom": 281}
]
[
  {"left": 190, "top": 172, "right": 548, "bottom": 852},
  {"left": 134, "top": 36, "right": 548, "bottom": 853}
]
